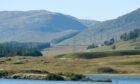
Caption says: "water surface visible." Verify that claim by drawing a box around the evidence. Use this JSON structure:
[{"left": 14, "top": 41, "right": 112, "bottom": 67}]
[{"left": 1, "top": 76, "right": 140, "bottom": 84}]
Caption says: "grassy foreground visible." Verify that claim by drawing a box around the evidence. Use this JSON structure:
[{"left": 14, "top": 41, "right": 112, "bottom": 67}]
[
  {"left": 0, "top": 53, "right": 140, "bottom": 76},
  {"left": 0, "top": 55, "right": 114, "bottom": 82}
]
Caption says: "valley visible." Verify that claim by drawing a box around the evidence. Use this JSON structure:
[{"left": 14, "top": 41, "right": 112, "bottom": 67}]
[
  {"left": 0, "top": 7, "right": 140, "bottom": 83},
  {"left": 1, "top": 0, "right": 140, "bottom": 84}
]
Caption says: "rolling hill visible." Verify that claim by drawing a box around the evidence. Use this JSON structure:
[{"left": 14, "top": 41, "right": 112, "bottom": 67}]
[
  {"left": 60, "top": 8, "right": 140, "bottom": 45},
  {"left": 0, "top": 10, "right": 87, "bottom": 42}
]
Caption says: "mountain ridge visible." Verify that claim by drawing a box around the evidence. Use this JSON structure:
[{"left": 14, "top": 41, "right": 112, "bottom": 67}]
[
  {"left": 59, "top": 8, "right": 140, "bottom": 45},
  {"left": 0, "top": 10, "right": 89, "bottom": 42}
]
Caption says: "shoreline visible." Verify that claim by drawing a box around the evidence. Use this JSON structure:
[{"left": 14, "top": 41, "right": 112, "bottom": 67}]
[
  {"left": 87, "top": 74, "right": 140, "bottom": 77},
  {"left": 0, "top": 70, "right": 112, "bottom": 82}
]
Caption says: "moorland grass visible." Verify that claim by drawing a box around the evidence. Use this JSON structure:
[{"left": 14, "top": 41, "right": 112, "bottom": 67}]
[{"left": 56, "top": 50, "right": 140, "bottom": 59}]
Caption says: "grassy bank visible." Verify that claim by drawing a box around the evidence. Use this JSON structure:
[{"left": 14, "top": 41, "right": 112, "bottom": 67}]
[{"left": 0, "top": 70, "right": 112, "bottom": 82}]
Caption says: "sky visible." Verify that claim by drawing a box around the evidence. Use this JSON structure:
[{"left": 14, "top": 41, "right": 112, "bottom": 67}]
[{"left": 0, "top": 0, "right": 140, "bottom": 21}]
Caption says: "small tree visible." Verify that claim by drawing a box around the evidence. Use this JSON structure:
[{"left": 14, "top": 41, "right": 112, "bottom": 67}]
[
  {"left": 87, "top": 43, "right": 97, "bottom": 49},
  {"left": 112, "top": 45, "right": 116, "bottom": 49},
  {"left": 120, "top": 29, "right": 140, "bottom": 41},
  {"left": 120, "top": 33, "right": 129, "bottom": 41},
  {"left": 104, "top": 38, "right": 115, "bottom": 46}
]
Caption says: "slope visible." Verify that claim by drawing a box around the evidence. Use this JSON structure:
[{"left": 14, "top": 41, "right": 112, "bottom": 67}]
[
  {"left": 0, "top": 10, "right": 87, "bottom": 42},
  {"left": 60, "top": 8, "right": 140, "bottom": 45}
]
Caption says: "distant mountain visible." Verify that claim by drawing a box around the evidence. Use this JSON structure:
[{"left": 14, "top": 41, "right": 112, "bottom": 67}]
[
  {"left": 79, "top": 19, "right": 100, "bottom": 27},
  {"left": 0, "top": 10, "right": 87, "bottom": 42},
  {"left": 60, "top": 8, "right": 140, "bottom": 45}
]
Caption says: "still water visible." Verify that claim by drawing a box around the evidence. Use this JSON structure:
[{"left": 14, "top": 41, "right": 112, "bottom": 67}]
[{"left": 0, "top": 76, "right": 140, "bottom": 84}]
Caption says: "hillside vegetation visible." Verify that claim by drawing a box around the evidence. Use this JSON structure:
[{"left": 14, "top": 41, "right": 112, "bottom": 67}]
[
  {"left": 87, "top": 29, "right": 140, "bottom": 51},
  {"left": 56, "top": 50, "right": 140, "bottom": 59},
  {"left": 0, "top": 42, "right": 50, "bottom": 50},
  {"left": 0, "top": 42, "right": 50, "bottom": 57}
]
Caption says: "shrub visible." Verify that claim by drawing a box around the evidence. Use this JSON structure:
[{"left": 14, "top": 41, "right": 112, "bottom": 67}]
[
  {"left": 13, "top": 60, "right": 26, "bottom": 64},
  {"left": 0, "top": 70, "right": 8, "bottom": 77},
  {"left": 112, "top": 45, "right": 116, "bottom": 49},
  {"left": 104, "top": 38, "right": 115, "bottom": 46},
  {"left": 21, "top": 70, "right": 49, "bottom": 74},
  {"left": 12, "top": 75, "right": 21, "bottom": 79},
  {"left": 97, "top": 67, "right": 118, "bottom": 73},
  {"left": 69, "top": 74, "right": 84, "bottom": 81},
  {"left": 45, "top": 73, "right": 64, "bottom": 80},
  {"left": 6, "top": 58, "right": 12, "bottom": 61},
  {"left": 59, "top": 72, "right": 84, "bottom": 81},
  {"left": 0, "top": 60, "right": 6, "bottom": 64}
]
